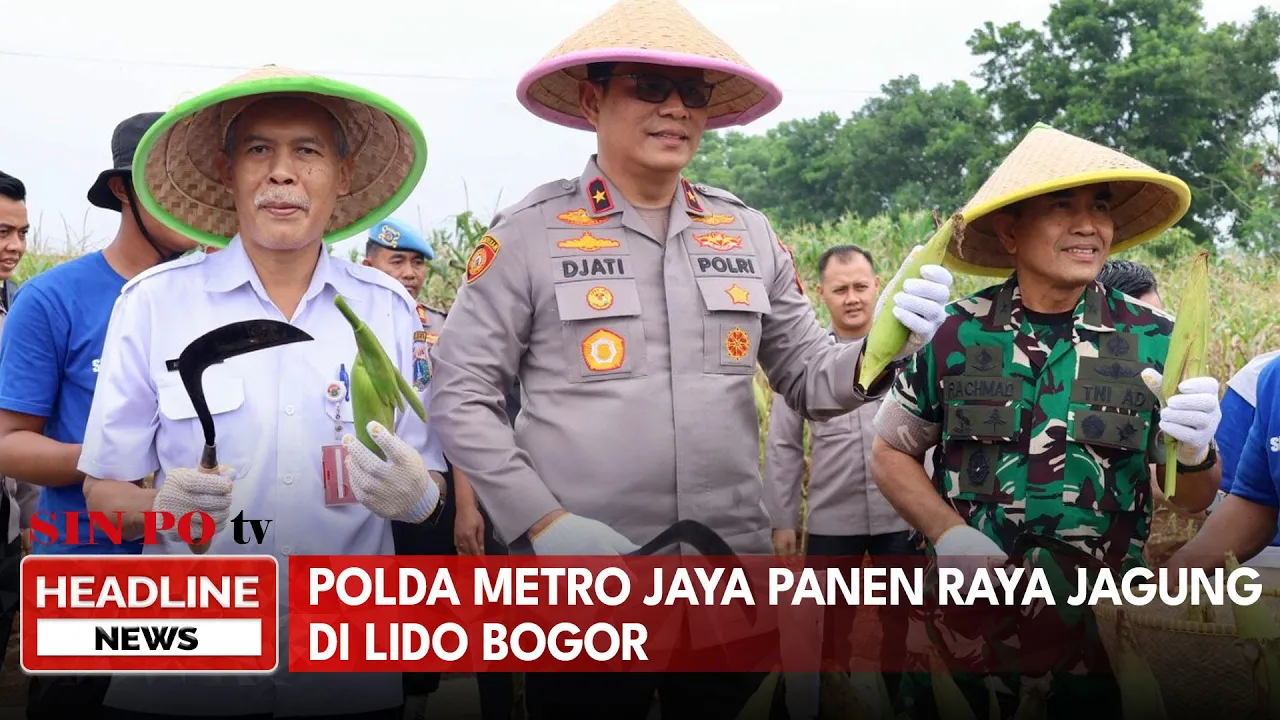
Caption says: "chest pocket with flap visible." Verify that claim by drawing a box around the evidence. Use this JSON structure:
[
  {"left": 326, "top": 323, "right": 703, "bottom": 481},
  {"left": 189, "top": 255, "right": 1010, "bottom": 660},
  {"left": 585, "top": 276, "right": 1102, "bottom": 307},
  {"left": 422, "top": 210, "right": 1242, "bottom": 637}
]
[
  {"left": 156, "top": 363, "right": 254, "bottom": 477},
  {"left": 696, "top": 275, "right": 772, "bottom": 375},
  {"left": 554, "top": 277, "right": 647, "bottom": 383}
]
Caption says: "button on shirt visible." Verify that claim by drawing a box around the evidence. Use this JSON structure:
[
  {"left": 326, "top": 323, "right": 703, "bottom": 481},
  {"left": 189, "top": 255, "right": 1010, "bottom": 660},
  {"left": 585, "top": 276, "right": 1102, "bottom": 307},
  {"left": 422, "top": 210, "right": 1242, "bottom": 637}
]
[
  {"left": 765, "top": 335, "right": 907, "bottom": 537},
  {"left": 78, "top": 236, "right": 446, "bottom": 718}
]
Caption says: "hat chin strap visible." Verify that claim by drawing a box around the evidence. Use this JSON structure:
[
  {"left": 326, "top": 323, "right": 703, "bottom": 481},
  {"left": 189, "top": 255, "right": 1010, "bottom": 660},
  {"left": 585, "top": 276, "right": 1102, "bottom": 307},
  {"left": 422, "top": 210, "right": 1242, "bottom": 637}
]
[{"left": 124, "top": 182, "right": 186, "bottom": 265}]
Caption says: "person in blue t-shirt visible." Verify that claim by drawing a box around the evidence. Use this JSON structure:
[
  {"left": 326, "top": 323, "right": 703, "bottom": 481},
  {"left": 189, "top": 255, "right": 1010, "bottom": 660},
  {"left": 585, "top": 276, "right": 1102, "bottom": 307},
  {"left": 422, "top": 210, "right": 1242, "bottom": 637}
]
[
  {"left": 1167, "top": 352, "right": 1280, "bottom": 571},
  {"left": 0, "top": 113, "right": 198, "bottom": 557},
  {"left": 0, "top": 114, "right": 199, "bottom": 718},
  {"left": 1212, "top": 350, "right": 1280, "bottom": 532}
]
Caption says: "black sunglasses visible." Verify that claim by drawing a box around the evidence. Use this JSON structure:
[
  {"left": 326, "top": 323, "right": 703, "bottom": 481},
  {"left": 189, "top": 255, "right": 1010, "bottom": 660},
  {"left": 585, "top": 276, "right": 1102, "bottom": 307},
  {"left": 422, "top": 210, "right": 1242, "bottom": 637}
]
[{"left": 602, "top": 73, "right": 717, "bottom": 109}]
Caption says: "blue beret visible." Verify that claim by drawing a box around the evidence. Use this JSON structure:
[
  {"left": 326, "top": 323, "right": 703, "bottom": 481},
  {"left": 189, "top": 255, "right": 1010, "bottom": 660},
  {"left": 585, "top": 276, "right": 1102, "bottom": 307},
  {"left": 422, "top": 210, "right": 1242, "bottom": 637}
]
[{"left": 368, "top": 218, "right": 434, "bottom": 260}]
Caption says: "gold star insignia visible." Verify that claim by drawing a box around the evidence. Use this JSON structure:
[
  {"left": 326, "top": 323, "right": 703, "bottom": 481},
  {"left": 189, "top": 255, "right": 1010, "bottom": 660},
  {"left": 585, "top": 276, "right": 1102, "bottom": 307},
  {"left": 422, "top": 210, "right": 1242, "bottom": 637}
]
[
  {"left": 726, "top": 284, "right": 750, "bottom": 305},
  {"left": 593, "top": 189, "right": 607, "bottom": 204}
]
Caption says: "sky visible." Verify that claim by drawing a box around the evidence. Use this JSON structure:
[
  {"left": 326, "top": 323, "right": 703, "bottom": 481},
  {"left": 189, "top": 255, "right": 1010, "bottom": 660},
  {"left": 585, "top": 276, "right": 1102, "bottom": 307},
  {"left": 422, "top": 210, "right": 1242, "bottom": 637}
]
[{"left": 0, "top": 0, "right": 1270, "bottom": 258}]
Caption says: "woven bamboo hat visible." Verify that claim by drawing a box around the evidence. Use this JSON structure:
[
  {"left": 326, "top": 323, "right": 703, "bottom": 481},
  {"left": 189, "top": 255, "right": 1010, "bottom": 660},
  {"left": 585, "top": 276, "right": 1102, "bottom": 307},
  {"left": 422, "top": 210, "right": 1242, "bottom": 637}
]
[
  {"left": 945, "top": 123, "right": 1191, "bottom": 277},
  {"left": 517, "top": 0, "right": 782, "bottom": 131},
  {"left": 133, "top": 65, "right": 427, "bottom": 248}
]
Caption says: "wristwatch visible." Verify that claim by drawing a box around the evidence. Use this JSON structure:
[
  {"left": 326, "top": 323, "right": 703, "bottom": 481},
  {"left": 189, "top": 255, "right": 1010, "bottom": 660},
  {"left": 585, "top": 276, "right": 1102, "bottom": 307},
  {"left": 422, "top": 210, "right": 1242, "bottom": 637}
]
[{"left": 1176, "top": 442, "right": 1218, "bottom": 474}]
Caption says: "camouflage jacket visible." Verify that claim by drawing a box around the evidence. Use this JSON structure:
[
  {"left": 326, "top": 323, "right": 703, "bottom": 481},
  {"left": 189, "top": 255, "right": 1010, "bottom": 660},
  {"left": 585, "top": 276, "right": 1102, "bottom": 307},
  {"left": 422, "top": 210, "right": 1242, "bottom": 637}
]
[{"left": 887, "top": 273, "right": 1174, "bottom": 572}]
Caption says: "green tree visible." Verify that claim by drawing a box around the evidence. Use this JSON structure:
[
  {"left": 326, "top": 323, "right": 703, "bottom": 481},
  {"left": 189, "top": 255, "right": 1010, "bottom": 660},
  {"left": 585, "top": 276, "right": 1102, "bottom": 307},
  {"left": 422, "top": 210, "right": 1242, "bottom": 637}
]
[
  {"left": 687, "top": 80, "right": 1000, "bottom": 227},
  {"left": 969, "top": 0, "right": 1280, "bottom": 244},
  {"left": 840, "top": 76, "right": 998, "bottom": 219},
  {"left": 1230, "top": 93, "right": 1280, "bottom": 253}
]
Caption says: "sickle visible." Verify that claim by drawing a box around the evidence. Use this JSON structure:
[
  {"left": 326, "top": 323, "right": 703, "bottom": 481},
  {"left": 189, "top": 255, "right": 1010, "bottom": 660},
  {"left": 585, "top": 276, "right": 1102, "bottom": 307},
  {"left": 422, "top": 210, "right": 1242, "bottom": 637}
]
[{"left": 629, "top": 519, "right": 758, "bottom": 626}]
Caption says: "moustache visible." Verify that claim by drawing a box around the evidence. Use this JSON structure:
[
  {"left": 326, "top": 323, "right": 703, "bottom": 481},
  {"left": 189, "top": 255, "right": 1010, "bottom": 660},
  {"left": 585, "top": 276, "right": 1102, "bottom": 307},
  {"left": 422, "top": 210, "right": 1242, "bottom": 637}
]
[{"left": 254, "top": 188, "right": 311, "bottom": 211}]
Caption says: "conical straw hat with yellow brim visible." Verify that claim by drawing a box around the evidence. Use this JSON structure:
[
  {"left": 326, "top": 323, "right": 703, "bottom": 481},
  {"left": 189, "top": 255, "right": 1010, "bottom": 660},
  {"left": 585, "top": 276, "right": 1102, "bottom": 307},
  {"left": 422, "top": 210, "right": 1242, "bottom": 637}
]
[
  {"left": 937, "top": 123, "right": 1192, "bottom": 278},
  {"left": 132, "top": 65, "right": 427, "bottom": 248},
  {"left": 517, "top": 0, "right": 782, "bottom": 131}
]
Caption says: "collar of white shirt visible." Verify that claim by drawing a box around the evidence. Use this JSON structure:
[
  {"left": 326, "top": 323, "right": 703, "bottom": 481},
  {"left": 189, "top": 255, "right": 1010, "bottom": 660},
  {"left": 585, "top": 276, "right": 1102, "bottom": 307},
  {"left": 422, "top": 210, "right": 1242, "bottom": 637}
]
[{"left": 203, "top": 235, "right": 362, "bottom": 313}]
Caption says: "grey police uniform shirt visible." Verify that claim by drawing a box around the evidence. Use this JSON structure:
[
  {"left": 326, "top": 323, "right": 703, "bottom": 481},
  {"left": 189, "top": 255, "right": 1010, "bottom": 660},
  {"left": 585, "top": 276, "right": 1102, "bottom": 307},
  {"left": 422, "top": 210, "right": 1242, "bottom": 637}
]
[
  {"left": 420, "top": 303, "right": 521, "bottom": 426},
  {"left": 764, "top": 334, "right": 908, "bottom": 538},
  {"left": 429, "top": 156, "right": 882, "bottom": 556}
]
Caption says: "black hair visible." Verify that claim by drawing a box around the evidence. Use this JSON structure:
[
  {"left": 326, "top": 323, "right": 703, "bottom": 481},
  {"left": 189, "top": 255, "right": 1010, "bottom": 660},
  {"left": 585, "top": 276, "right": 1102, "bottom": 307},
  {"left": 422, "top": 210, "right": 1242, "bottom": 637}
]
[
  {"left": 364, "top": 240, "right": 381, "bottom": 258},
  {"left": 0, "top": 171, "right": 26, "bottom": 203},
  {"left": 818, "top": 244, "right": 875, "bottom": 278},
  {"left": 586, "top": 62, "right": 618, "bottom": 84},
  {"left": 1097, "top": 259, "right": 1159, "bottom": 298}
]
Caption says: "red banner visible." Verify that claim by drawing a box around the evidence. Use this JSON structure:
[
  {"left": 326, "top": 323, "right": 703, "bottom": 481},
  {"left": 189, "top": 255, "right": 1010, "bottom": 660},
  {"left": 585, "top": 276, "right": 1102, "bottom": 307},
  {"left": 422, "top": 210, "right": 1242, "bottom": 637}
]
[
  {"left": 287, "top": 554, "right": 973, "bottom": 673},
  {"left": 22, "top": 555, "right": 279, "bottom": 674}
]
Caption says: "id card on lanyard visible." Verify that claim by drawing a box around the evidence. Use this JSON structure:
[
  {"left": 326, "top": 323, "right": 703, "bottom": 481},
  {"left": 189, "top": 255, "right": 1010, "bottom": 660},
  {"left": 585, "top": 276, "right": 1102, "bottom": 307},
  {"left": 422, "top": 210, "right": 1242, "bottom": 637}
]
[{"left": 322, "top": 365, "right": 358, "bottom": 506}]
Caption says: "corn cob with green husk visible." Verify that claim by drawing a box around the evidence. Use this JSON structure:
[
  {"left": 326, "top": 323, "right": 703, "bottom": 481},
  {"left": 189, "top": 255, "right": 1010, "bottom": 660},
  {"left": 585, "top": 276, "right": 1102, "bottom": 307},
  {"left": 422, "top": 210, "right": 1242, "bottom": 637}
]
[
  {"left": 856, "top": 215, "right": 957, "bottom": 390},
  {"left": 928, "top": 649, "right": 979, "bottom": 720},
  {"left": 334, "top": 295, "right": 426, "bottom": 459},
  {"left": 1225, "top": 552, "right": 1280, "bottom": 718},
  {"left": 1182, "top": 597, "right": 1216, "bottom": 624},
  {"left": 1158, "top": 251, "right": 1211, "bottom": 500},
  {"left": 1112, "top": 609, "right": 1168, "bottom": 720}
]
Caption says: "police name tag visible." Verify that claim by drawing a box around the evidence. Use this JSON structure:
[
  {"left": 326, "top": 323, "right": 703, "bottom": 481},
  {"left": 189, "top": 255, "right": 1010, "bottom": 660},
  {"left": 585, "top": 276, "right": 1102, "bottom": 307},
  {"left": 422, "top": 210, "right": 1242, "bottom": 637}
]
[{"left": 321, "top": 445, "right": 358, "bottom": 506}]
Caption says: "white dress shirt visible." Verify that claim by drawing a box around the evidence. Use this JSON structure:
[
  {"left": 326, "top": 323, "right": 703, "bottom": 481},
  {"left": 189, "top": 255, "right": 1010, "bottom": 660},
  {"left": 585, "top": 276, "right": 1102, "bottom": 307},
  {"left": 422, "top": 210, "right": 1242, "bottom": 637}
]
[{"left": 78, "top": 236, "right": 447, "bottom": 717}]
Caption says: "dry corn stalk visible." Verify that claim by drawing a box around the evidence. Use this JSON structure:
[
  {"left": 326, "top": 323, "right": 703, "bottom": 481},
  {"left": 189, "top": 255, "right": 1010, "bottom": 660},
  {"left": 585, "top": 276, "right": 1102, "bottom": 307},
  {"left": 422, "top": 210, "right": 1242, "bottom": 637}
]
[
  {"left": 1159, "top": 251, "right": 1210, "bottom": 499},
  {"left": 856, "top": 215, "right": 956, "bottom": 389}
]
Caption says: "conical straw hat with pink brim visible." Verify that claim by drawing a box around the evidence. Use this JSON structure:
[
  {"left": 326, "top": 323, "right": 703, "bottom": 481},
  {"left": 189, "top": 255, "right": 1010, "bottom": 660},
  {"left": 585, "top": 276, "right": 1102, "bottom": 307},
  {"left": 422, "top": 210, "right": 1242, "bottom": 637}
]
[
  {"left": 132, "top": 64, "right": 427, "bottom": 248},
  {"left": 517, "top": 0, "right": 782, "bottom": 130}
]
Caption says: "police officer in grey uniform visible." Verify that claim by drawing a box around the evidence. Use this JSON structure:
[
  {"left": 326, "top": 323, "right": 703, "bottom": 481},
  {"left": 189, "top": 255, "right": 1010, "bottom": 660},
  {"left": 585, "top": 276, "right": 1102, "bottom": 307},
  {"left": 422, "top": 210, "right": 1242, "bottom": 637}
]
[{"left": 429, "top": 1, "right": 953, "bottom": 718}]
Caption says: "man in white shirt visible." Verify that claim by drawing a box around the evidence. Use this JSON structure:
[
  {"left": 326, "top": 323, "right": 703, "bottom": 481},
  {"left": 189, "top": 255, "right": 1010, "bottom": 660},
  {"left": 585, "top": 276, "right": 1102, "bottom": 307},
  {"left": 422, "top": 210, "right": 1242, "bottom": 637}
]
[{"left": 78, "top": 65, "right": 444, "bottom": 719}]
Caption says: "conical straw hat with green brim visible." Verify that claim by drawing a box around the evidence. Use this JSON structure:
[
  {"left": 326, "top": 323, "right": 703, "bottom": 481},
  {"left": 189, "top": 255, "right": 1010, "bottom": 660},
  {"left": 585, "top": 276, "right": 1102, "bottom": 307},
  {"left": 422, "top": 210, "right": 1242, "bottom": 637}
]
[
  {"left": 941, "top": 123, "right": 1191, "bottom": 278},
  {"left": 132, "top": 65, "right": 427, "bottom": 248},
  {"left": 517, "top": 0, "right": 782, "bottom": 131}
]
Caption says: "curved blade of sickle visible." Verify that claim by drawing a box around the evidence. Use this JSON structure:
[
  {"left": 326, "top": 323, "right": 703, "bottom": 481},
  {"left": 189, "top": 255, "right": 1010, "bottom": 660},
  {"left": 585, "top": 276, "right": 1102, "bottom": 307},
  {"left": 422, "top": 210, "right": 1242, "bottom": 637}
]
[
  {"left": 629, "top": 519, "right": 758, "bottom": 625},
  {"left": 176, "top": 320, "right": 315, "bottom": 451}
]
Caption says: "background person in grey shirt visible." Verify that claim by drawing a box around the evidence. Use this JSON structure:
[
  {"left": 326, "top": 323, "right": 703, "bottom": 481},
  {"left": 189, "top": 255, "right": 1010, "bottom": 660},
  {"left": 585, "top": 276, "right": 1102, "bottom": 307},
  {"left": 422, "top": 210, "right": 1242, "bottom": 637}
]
[{"left": 764, "top": 244, "right": 919, "bottom": 711}]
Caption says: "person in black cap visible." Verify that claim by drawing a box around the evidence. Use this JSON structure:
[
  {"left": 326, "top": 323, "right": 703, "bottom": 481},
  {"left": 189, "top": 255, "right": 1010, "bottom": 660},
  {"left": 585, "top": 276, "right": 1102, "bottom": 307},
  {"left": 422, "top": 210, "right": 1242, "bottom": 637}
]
[
  {"left": 84, "top": 112, "right": 200, "bottom": 266},
  {"left": 0, "top": 113, "right": 197, "bottom": 720}
]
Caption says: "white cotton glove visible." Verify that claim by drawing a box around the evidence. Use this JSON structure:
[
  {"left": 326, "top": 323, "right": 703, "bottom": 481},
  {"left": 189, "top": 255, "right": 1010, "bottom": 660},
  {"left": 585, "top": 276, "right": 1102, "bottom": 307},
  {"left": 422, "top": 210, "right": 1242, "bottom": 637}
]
[
  {"left": 932, "top": 525, "right": 1007, "bottom": 586},
  {"left": 873, "top": 245, "right": 954, "bottom": 361},
  {"left": 1141, "top": 369, "right": 1222, "bottom": 466},
  {"left": 530, "top": 513, "right": 639, "bottom": 555},
  {"left": 153, "top": 466, "right": 234, "bottom": 543},
  {"left": 343, "top": 421, "right": 441, "bottom": 523}
]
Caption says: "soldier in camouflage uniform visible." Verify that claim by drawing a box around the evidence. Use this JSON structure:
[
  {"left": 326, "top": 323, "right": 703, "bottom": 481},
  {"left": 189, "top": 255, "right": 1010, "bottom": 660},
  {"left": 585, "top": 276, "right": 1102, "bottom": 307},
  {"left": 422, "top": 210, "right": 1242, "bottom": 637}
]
[{"left": 870, "top": 124, "right": 1225, "bottom": 718}]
